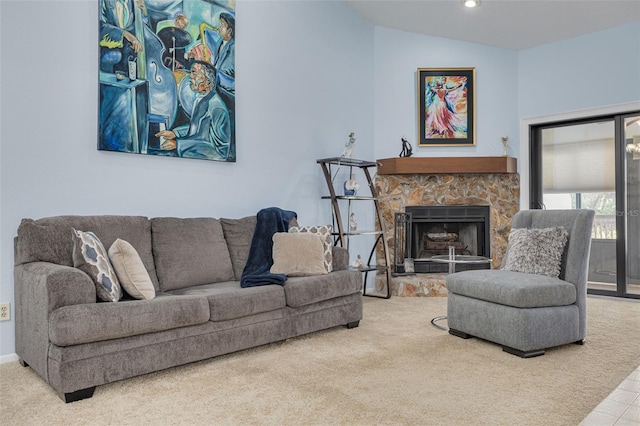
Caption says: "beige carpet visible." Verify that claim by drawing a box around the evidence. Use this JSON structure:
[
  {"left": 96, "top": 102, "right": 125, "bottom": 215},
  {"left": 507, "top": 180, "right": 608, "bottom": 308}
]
[{"left": 1, "top": 296, "right": 639, "bottom": 425}]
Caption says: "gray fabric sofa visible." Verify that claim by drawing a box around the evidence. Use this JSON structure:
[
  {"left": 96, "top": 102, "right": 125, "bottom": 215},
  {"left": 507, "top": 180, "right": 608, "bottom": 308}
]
[
  {"left": 14, "top": 215, "right": 363, "bottom": 402},
  {"left": 446, "top": 209, "right": 595, "bottom": 358}
]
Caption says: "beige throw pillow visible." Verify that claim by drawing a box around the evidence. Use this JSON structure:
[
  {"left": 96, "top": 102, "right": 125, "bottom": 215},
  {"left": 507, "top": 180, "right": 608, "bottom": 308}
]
[
  {"left": 288, "top": 225, "right": 333, "bottom": 272},
  {"left": 108, "top": 239, "right": 156, "bottom": 300},
  {"left": 270, "top": 233, "right": 328, "bottom": 277}
]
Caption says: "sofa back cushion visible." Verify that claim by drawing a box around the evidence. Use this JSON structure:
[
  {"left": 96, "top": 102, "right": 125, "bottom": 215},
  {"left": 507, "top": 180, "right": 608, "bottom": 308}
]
[
  {"left": 151, "top": 217, "right": 235, "bottom": 291},
  {"left": 220, "top": 216, "right": 257, "bottom": 280},
  {"left": 15, "top": 216, "right": 160, "bottom": 290}
]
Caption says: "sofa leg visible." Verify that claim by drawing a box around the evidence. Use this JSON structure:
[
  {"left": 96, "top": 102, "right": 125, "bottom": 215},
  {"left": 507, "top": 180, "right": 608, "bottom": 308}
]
[
  {"left": 449, "top": 328, "right": 473, "bottom": 339},
  {"left": 502, "top": 346, "right": 545, "bottom": 358},
  {"left": 346, "top": 320, "right": 360, "bottom": 329},
  {"left": 18, "top": 359, "right": 29, "bottom": 368},
  {"left": 575, "top": 339, "right": 585, "bottom": 345},
  {"left": 60, "top": 387, "right": 96, "bottom": 403}
]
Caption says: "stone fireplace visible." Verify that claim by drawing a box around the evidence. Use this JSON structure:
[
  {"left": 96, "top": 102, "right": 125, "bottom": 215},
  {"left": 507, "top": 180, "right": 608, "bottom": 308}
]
[{"left": 374, "top": 157, "right": 520, "bottom": 297}]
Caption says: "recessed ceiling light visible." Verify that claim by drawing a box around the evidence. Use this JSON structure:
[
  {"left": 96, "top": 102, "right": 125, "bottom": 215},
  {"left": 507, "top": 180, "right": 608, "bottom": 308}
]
[{"left": 462, "top": 0, "right": 481, "bottom": 8}]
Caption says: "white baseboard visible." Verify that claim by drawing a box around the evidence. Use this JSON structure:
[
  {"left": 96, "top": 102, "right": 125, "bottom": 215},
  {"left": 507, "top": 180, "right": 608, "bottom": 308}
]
[{"left": 0, "top": 353, "right": 19, "bottom": 364}]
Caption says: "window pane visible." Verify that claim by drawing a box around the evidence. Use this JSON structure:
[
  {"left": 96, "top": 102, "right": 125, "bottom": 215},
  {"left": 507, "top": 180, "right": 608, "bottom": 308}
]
[
  {"left": 540, "top": 120, "right": 617, "bottom": 292},
  {"left": 541, "top": 122, "right": 615, "bottom": 193}
]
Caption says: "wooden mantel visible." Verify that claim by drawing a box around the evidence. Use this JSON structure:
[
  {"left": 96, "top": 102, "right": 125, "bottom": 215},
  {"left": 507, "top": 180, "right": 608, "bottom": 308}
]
[{"left": 377, "top": 156, "right": 517, "bottom": 175}]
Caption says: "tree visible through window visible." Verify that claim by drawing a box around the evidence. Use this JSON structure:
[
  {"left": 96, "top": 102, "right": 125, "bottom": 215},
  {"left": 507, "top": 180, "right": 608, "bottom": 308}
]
[{"left": 573, "top": 193, "right": 616, "bottom": 239}]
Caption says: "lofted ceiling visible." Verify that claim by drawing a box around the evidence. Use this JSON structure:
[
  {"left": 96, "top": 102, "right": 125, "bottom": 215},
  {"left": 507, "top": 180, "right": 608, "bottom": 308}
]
[{"left": 343, "top": 0, "right": 640, "bottom": 50}]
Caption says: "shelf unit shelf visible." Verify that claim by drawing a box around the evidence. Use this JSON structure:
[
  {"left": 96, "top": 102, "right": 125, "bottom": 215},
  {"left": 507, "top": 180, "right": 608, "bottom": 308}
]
[
  {"left": 321, "top": 195, "right": 378, "bottom": 201},
  {"left": 317, "top": 157, "right": 391, "bottom": 299}
]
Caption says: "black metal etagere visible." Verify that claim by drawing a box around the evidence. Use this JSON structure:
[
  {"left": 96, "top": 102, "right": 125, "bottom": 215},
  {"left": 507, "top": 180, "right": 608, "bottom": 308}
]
[{"left": 317, "top": 157, "right": 391, "bottom": 299}]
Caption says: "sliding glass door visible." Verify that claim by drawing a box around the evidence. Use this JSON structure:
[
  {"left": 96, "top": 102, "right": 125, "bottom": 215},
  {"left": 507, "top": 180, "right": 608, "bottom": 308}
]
[
  {"left": 624, "top": 115, "right": 640, "bottom": 296},
  {"left": 530, "top": 112, "right": 640, "bottom": 299}
]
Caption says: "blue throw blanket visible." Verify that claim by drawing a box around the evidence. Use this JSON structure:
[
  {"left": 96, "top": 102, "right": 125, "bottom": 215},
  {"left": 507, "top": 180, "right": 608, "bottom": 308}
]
[{"left": 240, "top": 207, "right": 297, "bottom": 288}]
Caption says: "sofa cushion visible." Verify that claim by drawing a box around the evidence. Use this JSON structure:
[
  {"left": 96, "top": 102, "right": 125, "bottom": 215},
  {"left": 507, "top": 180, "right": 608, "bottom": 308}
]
[
  {"left": 289, "top": 225, "right": 333, "bottom": 272},
  {"left": 48, "top": 294, "right": 210, "bottom": 346},
  {"left": 284, "top": 270, "right": 363, "bottom": 308},
  {"left": 15, "top": 216, "right": 160, "bottom": 290},
  {"left": 331, "top": 246, "right": 349, "bottom": 271},
  {"left": 152, "top": 217, "right": 235, "bottom": 291},
  {"left": 270, "top": 232, "right": 328, "bottom": 277},
  {"left": 108, "top": 239, "right": 155, "bottom": 300},
  {"left": 503, "top": 226, "right": 569, "bottom": 277},
  {"left": 446, "top": 269, "right": 576, "bottom": 308},
  {"left": 72, "top": 230, "right": 122, "bottom": 302},
  {"left": 167, "top": 281, "right": 286, "bottom": 322},
  {"left": 220, "top": 216, "right": 257, "bottom": 280}
]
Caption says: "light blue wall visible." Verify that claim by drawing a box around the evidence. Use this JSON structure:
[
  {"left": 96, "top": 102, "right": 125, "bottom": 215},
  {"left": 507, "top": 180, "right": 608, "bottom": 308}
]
[
  {"left": 516, "top": 21, "right": 640, "bottom": 206},
  {"left": 518, "top": 21, "right": 640, "bottom": 118},
  {"left": 0, "top": 0, "right": 374, "bottom": 358},
  {"left": 373, "top": 27, "right": 519, "bottom": 161},
  {"left": 0, "top": 0, "right": 638, "bottom": 358}
]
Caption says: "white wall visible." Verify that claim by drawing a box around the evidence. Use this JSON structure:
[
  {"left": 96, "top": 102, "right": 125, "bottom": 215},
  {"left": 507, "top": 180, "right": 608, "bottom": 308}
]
[
  {"left": 0, "top": 0, "right": 374, "bottom": 357},
  {"left": 373, "top": 27, "right": 519, "bottom": 161}
]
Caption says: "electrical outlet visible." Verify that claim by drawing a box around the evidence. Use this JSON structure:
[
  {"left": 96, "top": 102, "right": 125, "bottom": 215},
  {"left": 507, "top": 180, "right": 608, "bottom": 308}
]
[{"left": 0, "top": 303, "right": 10, "bottom": 321}]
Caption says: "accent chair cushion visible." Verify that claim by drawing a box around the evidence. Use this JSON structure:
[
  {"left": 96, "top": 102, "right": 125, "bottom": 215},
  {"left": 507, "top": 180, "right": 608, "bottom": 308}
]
[
  {"left": 446, "top": 269, "right": 576, "bottom": 308},
  {"left": 270, "top": 232, "right": 328, "bottom": 277},
  {"left": 503, "top": 226, "right": 569, "bottom": 277},
  {"left": 289, "top": 225, "right": 333, "bottom": 272},
  {"left": 108, "top": 239, "right": 155, "bottom": 300},
  {"left": 72, "top": 229, "right": 122, "bottom": 302}
]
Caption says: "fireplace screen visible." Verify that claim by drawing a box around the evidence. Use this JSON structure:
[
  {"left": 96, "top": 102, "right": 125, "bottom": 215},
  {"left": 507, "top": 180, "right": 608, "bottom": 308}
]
[{"left": 404, "top": 205, "right": 490, "bottom": 273}]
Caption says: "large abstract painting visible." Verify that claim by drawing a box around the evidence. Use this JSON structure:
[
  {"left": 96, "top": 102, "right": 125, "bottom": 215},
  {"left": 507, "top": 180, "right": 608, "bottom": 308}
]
[
  {"left": 98, "top": 0, "right": 235, "bottom": 162},
  {"left": 417, "top": 68, "right": 475, "bottom": 147}
]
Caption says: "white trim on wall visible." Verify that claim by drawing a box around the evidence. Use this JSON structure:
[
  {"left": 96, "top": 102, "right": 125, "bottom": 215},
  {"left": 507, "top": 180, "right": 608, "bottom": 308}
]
[
  {"left": 519, "top": 101, "right": 640, "bottom": 210},
  {"left": 0, "top": 353, "right": 19, "bottom": 364}
]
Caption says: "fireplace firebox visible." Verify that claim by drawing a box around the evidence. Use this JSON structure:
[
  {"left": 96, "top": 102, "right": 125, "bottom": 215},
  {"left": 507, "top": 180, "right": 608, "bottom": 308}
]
[{"left": 403, "top": 205, "right": 491, "bottom": 273}]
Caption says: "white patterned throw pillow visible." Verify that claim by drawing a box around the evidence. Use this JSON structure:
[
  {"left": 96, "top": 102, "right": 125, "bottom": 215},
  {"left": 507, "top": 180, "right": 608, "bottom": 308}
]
[
  {"left": 289, "top": 225, "right": 333, "bottom": 272},
  {"left": 72, "top": 229, "right": 123, "bottom": 302},
  {"left": 503, "top": 226, "right": 569, "bottom": 278}
]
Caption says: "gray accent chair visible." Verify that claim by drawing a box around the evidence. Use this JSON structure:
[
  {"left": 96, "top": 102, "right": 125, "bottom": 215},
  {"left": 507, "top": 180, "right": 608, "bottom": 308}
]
[{"left": 446, "top": 209, "right": 595, "bottom": 358}]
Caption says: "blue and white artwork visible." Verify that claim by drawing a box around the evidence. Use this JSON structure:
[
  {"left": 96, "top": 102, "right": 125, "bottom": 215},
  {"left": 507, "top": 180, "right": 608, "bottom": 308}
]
[{"left": 98, "top": 0, "right": 236, "bottom": 162}]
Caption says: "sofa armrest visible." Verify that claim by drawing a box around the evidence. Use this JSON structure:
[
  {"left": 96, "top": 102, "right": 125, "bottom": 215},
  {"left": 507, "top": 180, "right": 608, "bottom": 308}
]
[
  {"left": 15, "top": 262, "right": 96, "bottom": 313},
  {"left": 332, "top": 247, "right": 349, "bottom": 271},
  {"left": 14, "top": 262, "right": 96, "bottom": 381}
]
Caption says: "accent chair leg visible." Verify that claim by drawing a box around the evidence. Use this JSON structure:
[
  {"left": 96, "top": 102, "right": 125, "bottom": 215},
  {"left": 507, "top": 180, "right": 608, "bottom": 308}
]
[
  {"left": 18, "top": 359, "right": 29, "bottom": 368},
  {"left": 575, "top": 339, "right": 585, "bottom": 345},
  {"left": 60, "top": 387, "right": 96, "bottom": 403},
  {"left": 502, "top": 346, "right": 545, "bottom": 358},
  {"left": 346, "top": 320, "right": 360, "bottom": 329},
  {"left": 449, "top": 328, "right": 473, "bottom": 339}
]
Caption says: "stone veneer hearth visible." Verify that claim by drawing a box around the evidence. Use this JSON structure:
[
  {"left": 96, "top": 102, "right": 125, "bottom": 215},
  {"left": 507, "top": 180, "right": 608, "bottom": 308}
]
[{"left": 373, "top": 162, "right": 520, "bottom": 297}]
